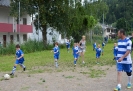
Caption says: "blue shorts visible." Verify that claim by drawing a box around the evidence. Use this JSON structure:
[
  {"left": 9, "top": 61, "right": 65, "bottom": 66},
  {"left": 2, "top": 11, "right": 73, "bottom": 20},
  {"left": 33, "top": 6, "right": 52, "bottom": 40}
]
[
  {"left": 66, "top": 45, "right": 70, "bottom": 49},
  {"left": 96, "top": 54, "right": 101, "bottom": 58},
  {"left": 54, "top": 55, "right": 59, "bottom": 60},
  {"left": 15, "top": 59, "right": 24, "bottom": 64},
  {"left": 73, "top": 54, "right": 78, "bottom": 59},
  {"left": 117, "top": 63, "right": 132, "bottom": 72}
]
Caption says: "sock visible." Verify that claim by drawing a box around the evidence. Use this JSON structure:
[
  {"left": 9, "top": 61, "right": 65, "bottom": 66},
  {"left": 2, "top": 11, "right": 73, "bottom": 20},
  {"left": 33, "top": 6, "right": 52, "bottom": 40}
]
[
  {"left": 12, "top": 66, "right": 16, "bottom": 74},
  {"left": 74, "top": 60, "right": 76, "bottom": 64},
  {"left": 117, "top": 84, "right": 121, "bottom": 88},
  {"left": 55, "top": 61, "right": 58, "bottom": 67},
  {"left": 128, "top": 76, "right": 132, "bottom": 84},
  {"left": 20, "top": 64, "right": 26, "bottom": 68}
]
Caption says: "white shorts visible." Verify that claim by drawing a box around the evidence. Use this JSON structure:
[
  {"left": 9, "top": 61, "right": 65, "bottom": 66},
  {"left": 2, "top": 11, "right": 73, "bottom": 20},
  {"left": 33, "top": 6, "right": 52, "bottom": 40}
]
[{"left": 79, "top": 49, "right": 85, "bottom": 53}]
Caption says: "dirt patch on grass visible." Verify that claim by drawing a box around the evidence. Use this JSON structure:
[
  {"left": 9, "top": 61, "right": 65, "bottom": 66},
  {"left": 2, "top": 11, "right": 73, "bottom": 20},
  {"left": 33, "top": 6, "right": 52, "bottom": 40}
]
[{"left": 0, "top": 65, "right": 133, "bottom": 91}]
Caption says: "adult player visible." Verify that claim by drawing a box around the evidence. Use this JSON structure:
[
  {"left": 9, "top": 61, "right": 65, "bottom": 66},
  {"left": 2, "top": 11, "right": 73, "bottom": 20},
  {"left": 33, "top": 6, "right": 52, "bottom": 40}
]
[
  {"left": 79, "top": 35, "right": 86, "bottom": 64},
  {"left": 114, "top": 29, "right": 132, "bottom": 91}
]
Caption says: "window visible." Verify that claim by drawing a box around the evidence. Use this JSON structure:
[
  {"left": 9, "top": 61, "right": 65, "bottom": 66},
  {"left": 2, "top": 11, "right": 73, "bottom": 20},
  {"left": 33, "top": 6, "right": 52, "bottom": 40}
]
[
  {"left": 23, "top": 34, "right": 27, "bottom": 41},
  {"left": 107, "top": 28, "right": 110, "bottom": 32},
  {"left": 111, "top": 29, "right": 114, "bottom": 33},
  {"left": 23, "top": 18, "right": 27, "bottom": 25},
  {"left": 17, "top": 34, "right": 19, "bottom": 42}
]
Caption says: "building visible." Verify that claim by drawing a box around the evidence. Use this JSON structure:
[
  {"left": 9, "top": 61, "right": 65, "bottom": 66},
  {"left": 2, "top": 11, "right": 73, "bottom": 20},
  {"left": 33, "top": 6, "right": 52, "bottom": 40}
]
[
  {"left": 0, "top": 0, "right": 67, "bottom": 47},
  {"left": 0, "top": 0, "right": 32, "bottom": 47},
  {"left": 101, "top": 24, "right": 117, "bottom": 39}
]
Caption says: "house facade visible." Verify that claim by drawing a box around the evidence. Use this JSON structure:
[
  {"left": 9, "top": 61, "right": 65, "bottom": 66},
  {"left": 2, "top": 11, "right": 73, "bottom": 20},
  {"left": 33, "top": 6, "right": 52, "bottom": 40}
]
[
  {"left": 0, "top": 0, "right": 67, "bottom": 47},
  {"left": 102, "top": 24, "right": 116, "bottom": 39},
  {"left": 0, "top": 0, "right": 32, "bottom": 47}
]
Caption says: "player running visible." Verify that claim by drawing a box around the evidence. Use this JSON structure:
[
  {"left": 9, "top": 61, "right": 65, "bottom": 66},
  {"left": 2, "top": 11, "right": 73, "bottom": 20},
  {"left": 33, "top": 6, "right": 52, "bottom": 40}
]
[
  {"left": 72, "top": 43, "right": 79, "bottom": 66},
  {"left": 96, "top": 44, "right": 103, "bottom": 64},
  {"left": 51, "top": 42, "right": 60, "bottom": 68},
  {"left": 10, "top": 44, "right": 26, "bottom": 76},
  {"left": 66, "top": 39, "right": 70, "bottom": 53}
]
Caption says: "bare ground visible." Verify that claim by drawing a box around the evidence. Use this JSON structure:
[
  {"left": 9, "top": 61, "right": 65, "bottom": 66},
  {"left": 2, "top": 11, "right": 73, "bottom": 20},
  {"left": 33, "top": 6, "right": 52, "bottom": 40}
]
[{"left": 0, "top": 65, "right": 133, "bottom": 91}]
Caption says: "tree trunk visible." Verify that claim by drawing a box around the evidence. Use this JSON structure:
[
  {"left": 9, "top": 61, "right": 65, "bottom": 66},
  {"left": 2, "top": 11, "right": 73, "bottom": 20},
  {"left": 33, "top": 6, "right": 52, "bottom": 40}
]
[{"left": 42, "top": 24, "right": 47, "bottom": 46}]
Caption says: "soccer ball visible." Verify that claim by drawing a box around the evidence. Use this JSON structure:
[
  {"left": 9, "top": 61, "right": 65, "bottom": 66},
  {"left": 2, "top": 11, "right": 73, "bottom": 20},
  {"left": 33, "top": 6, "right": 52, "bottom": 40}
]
[{"left": 4, "top": 74, "right": 10, "bottom": 80}]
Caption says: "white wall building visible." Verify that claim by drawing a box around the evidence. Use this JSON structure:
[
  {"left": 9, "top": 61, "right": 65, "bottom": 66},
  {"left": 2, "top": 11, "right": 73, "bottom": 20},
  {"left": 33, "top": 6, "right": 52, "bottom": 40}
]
[
  {"left": 0, "top": 0, "right": 32, "bottom": 47},
  {"left": 101, "top": 24, "right": 116, "bottom": 39},
  {"left": 0, "top": 0, "right": 66, "bottom": 47}
]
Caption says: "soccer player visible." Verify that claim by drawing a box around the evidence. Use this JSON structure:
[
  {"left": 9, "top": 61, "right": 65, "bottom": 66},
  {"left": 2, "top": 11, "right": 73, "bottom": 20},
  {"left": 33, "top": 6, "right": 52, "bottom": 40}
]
[
  {"left": 76, "top": 43, "right": 80, "bottom": 59},
  {"left": 93, "top": 42, "right": 97, "bottom": 51},
  {"left": 96, "top": 44, "right": 102, "bottom": 64},
  {"left": 66, "top": 39, "right": 70, "bottom": 53},
  {"left": 113, "top": 43, "right": 118, "bottom": 61},
  {"left": 51, "top": 42, "right": 60, "bottom": 68},
  {"left": 114, "top": 29, "right": 132, "bottom": 91},
  {"left": 73, "top": 43, "right": 79, "bottom": 66},
  {"left": 79, "top": 35, "right": 86, "bottom": 64},
  {"left": 10, "top": 44, "right": 26, "bottom": 76},
  {"left": 102, "top": 42, "right": 105, "bottom": 49}
]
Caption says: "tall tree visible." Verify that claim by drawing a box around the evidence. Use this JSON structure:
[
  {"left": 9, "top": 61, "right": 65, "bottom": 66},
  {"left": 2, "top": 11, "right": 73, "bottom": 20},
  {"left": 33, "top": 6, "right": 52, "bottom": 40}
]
[
  {"left": 10, "top": 0, "right": 69, "bottom": 44},
  {"left": 10, "top": 0, "right": 108, "bottom": 43}
]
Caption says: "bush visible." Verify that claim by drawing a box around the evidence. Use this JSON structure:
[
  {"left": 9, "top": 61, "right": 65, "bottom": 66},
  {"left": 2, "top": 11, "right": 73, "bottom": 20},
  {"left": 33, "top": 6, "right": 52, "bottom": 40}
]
[
  {"left": 0, "top": 40, "right": 55, "bottom": 55},
  {"left": 59, "top": 43, "right": 66, "bottom": 49},
  {"left": 0, "top": 43, "right": 15, "bottom": 55},
  {"left": 108, "top": 39, "right": 117, "bottom": 43}
]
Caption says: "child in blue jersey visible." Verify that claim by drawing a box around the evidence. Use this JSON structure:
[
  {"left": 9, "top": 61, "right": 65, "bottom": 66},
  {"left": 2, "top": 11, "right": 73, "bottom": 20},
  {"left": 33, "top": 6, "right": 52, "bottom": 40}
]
[
  {"left": 96, "top": 44, "right": 102, "bottom": 64},
  {"left": 93, "top": 42, "right": 96, "bottom": 51},
  {"left": 113, "top": 43, "right": 118, "bottom": 61},
  {"left": 66, "top": 39, "right": 70, "bottom": 53},
  {"left": 51, "top": 42, "right": 60, "bottom": 67},
  {"left": 10, "top": 44, "right": 26, "bottom": 76},
  {"left": 76, "top": 43, "right": 80, "bottom": 59},
  {"left": 102, "top": 42, "right": 105, "bottom": 49},
  {"left": 73, "top": 43, "right": 79, "bottom": 66}
]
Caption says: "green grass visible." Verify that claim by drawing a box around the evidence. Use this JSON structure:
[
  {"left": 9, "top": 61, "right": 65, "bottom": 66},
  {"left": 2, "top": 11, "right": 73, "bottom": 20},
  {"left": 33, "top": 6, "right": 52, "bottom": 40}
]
[{"left": 1, "top": 43, "right": 131, "bottom": 78}]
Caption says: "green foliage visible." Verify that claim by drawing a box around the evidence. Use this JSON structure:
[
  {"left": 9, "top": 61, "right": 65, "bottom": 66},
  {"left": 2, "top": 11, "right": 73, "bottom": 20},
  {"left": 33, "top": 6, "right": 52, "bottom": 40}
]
[
  {"left": 104, "top": 0, "right": 133, "bottom": 30},
  {"left": 10, "top": 0, "right": 108, "bottom": 44},
  {"left": 93, "top": 24, "right": 103, "bottom": 35},
  {"left": 0, "top": 40, "right": 55, "bottom": 55},
  {"left": 108, "top": 39, "right": 117, "bottom": 43},
  {"left": 59, "top": 44, "right": 66, "bottom": 49},
  {"left": 0, "top": 43, "right": 15, "bottom": 55},
  {"left": 92, "top": 35, "right": 103, "bottom": 44},
  {"left": 116, "top": 18, "right": 130, "bottom": 31}
]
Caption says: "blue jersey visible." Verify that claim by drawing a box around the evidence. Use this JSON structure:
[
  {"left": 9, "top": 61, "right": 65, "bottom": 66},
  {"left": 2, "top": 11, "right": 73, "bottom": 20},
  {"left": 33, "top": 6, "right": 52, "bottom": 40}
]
[
  {"left": 96, "top": 48, "right": 102, "bottom": 55},
  {"left": 16, "top": 49, "right": 24, "bottom": 61},
  {"left": 113, "top": 46, "right": 118, "bottom": 55},
  {"left": 117, "top": 38, "right": 132, "bottom": 64},
  {"left": 102, "top": 42, "right": 105, "bottom": 47},
  {"left": 66, "top": 42, "right": 70, "bottom": 47},
  {"left": 53, "top": 46, "right": 60, "bottom": 56},
  {"left": 73, "top": 46, "right": 79, "bottom": 55},
  {"left": 93, "top": 43, "right": 96, "bottom": 49}
]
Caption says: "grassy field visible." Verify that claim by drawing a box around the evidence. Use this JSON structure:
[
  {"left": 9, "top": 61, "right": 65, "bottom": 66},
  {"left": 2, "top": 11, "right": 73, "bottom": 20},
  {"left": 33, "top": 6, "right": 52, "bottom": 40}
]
[{"left": 0, "top": 43, "right": 117, "bottom": 72}]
